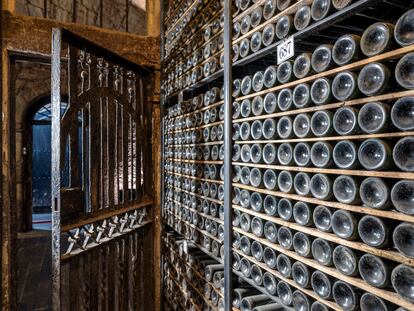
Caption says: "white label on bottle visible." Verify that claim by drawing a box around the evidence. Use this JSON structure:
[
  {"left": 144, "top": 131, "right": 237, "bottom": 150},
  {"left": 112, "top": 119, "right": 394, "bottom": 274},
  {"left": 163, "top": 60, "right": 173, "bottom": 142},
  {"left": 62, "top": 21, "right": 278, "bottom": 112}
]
[{"left": 277, "top": 36, "right": 295, "bottom": 65}]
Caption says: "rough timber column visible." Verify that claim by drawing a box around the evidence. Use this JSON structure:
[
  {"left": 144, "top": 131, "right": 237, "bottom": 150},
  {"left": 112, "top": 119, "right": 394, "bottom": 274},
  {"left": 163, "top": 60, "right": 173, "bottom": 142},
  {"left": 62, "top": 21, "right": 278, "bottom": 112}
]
[{"left": 147, "top": 0, "right": 160, "bottom": 36}]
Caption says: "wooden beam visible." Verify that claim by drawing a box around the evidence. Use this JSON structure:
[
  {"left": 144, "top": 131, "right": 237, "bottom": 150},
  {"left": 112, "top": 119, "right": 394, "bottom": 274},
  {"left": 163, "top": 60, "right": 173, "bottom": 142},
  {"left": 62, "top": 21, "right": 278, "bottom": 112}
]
[{"left": 2, "top": 0, "right": 15, "bottom": 13}]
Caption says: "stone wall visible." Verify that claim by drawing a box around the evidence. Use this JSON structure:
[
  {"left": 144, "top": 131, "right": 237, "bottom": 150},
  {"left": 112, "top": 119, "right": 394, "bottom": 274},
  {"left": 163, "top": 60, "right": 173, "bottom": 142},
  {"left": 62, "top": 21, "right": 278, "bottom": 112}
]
[{"left": 14, "top": 0, "right": 147, "bottom": 35}]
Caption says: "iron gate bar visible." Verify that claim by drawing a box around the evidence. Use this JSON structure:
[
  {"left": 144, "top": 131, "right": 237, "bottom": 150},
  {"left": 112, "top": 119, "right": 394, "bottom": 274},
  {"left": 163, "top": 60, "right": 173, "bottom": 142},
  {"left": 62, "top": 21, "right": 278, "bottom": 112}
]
[{"left": 223, "top": 0, "right": 233, "bottom": 310}]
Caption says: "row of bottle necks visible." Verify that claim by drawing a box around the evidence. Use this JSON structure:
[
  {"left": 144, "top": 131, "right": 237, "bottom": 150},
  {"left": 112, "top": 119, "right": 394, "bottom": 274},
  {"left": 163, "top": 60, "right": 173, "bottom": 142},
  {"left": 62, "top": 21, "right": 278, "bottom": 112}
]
[
  {"left": 164, "top": 184, "right": 414, "bottom": 259},
  {"left": 164, "top": 8, "right": 414, "bottom": 96},
  {"left": 163, "top": 210, "right": 411, "bottom": 311}
]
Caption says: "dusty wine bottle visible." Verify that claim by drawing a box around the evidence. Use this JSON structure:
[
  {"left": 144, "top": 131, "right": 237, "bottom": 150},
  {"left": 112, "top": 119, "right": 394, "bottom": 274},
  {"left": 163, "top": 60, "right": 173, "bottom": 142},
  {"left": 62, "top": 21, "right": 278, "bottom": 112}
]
[
  {"left": 292, "top": 261, "right": 311, "bottom": 288},
  {"left": 278, "top": 142, "right": 294, "bottom": 165},
  {"left": 311, "top": 110, "right": 334, "bottom": 137},
  {"left": 240, "top": 122, "right": 251, "bottom": 140},
  {"left": 311, "top": 0, "right": 332, "bottom": 21},
  {"left": 293, "top": 201, "right": 314, "bottom": 226},
  {"left": 359, "top": 215, "right": 391, "bottom": 248},
  {"left": 311, "top": 141, "right": 333, "bottom": 168},
  {"left": 333, "top": 245, "right": 359, "bottom": 276},
  {"left": 333, "top": 281, "right": 361, "bottom": 311},
  {"left": 358, "top": 253, "right": 391, "bottom": 288},
  {"left": 262, "top": 119, "right": 277, "bottom": 140},
  {"left": 250, "top": 144, "right": 262, "bottom": 164},
  {"left": 264, "top": 221, "right": 278, "bottom": 243},
  {"left": 264, "top": 65, "right": 278, "bottom": 88},
  {"left": 358, "top": 62, "right": 390, "bottom": 96},
  {"left": 391, "top": 180, "right": 414, "bottom": 215},
  {"left": 277, "top": 61, "right": 294, "bottom": 84},
  {"left": 277, "top": 253, "right": 292, "bottom": 278},
  {"left": 263, "top": 0, "right": 277, "bottom": 20},
  {"left": 310, "top": 173, "right": 333, "bottom": 200},
  {"left": 241, "top": 15, "right": 251, "bottom": 35},
  {"left": 333, "top": 107, "right": 360, "bottom": 135},
  {"left": 311, "top": 78, "right": 332, "bottom": 105},
  {"left": 311, "top": 270, "right": 333, "bottom": 299},
  {"left": 394, "top": 9, "right": 414, "bottom": 47},
  {"left": 262, "top": 272, "right": 278, "bottom": 296},
  {"left": 277, "top": 281, "right": 293, "bottom": 306},
  {"left": 311, "top": 44, "right": 334, "bottom": 73},
  {"left": 276, "top": 15, "right": 294, "bottom": 39},
  {"left": 393, "top": 222, "right": 414, "bottom": 258},
  {"left": 358, "top": 138, "right": 393, "bottom": 171},
  {"left": 293, "top": 172, "right": 311, "bottom": 196},
  {"left": 251, "top": 31, "right": 262, "bottom": 53},
  {"left": 264, "top": 194, "right": 278, "bottom": 215},
  {"left": 391, "top": 264, "right": 414, "bottom": 303},
  {"left": 393, "top": 136, "right": 414, "bottom": 172},
  {"left": 240, "top": 38, "right": 250, "bottom": 58},
  {"left": 361, "top": 22, "right": 394, "bottom": 57},
  {"left": 333, "top": 140, "right": 359, "bottom": 169},
  {"left": 252, "top": 71, "right": 265, "bottom": 93},
  {"left": 294, "top": 53, "right": 313, "bottom": 78},
  {"left": 278, "top": 171, "right": 294, "bottom": 194},
  {"left": 251, "top": 240, "right": 264, "bottom": 261},
  {"left": 252, "top": 96, "right": 264, "bottom": 116},
  {"left": 391, "top": 96, "right": 414, "bottom": 131},
  {"left": 360, "top": 177, "right": 390, "bottom": 209},
  {"left": 312, "top": 238, "right": 334, "bottom": 266},
  {"left": 358, "top": 102, "right": 390, "bottom": 134},
  {"left": 277, "top": 116, "right": 294, "bottom": 139},
  {"left": 360, "top": 293, "right": 396, "bottom": 311},
  {"left": 332, "top": 210, "right": 359, "bottom": 240},
  {"left": 264, "top": 93, "right": 278, "bottom": 114},
  {"left": 293, "top": 113, "right": 312, "bottom": 138},
  {"left": 294, "top": 143, "right": 312, "bottom": 167},
  {"left": 264, "top": 247, "right": 277, "bottom": 269},
  {"left": 293, "top": 83, "right": 312, "bottom": 108},
  {"left": 311, "top": 302, "right": 329, "bottom": 311},
  {"left": 292, "top": 290, "right": 311, "bottom": 311},
  {"left": 264, "top": 169, "right": 277, "bottom": 190},
  {"left": 333, "top": 175, "right": 360, "bottom": 204},
  {"left": 278, "top": 226, "right": 293, "bottom": 250},
  {"left": 332, "top": 71, "right": 359, "bottom": 101},
  {"left": 251, "top": 120, "right": 263, "bottom": 140},
  {"left": 250, "top": 168, "right": 263, "bottom": 188},
  {"left": 278, "top": 88, "right": 293, "bottom": 111},
  {"left": 332, "top": 35, "right": 360, "bottom": 65},
  {"left": 294, "top": 5, "right": 311, "bottom": 31},
  {"left": 293, "top": 231, "right": 313, "bottom": 257},
  {"left": 240, "top": 145, "right": 251, "bottom": 164},
  {"left": 278, "top": 197, "right": 294, "bottom": 220},
  {"left": 240, "top": 294, "right": 272, "bottom": 311}
]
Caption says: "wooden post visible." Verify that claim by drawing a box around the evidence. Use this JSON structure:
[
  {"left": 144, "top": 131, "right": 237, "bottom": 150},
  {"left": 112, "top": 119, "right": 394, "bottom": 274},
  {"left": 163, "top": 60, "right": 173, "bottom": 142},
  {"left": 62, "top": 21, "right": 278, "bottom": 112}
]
[{"left": 2, "top": 0, "right": 15, "bottom": 13}]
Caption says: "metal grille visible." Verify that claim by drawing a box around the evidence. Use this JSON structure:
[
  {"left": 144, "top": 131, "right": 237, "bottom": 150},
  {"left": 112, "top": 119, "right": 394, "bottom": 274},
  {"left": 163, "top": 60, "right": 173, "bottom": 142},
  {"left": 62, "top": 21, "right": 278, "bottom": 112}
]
[{"left": 51, "top": 28, "right": 154, "bottom": 311}]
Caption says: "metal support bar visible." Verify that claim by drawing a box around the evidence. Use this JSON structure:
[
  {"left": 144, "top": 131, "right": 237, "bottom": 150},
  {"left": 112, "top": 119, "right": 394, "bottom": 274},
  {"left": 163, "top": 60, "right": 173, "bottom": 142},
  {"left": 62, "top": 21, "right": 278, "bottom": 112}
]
[
  {"left": 51, "top": 27, "right": 62, "bottom": 311},
  {"left": 223, "top": 0, "right": 233, "bottom": 310}
]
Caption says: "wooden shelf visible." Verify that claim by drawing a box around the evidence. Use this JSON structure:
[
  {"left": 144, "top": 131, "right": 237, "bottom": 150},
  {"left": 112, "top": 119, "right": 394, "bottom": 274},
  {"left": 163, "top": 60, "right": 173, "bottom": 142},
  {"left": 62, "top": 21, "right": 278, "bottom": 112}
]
[
  {"left": 233, "top": 227, "right": 414, "bottom": 310},
  {"left": 165, "top": 170, "right": 224, "bottom": 185}
]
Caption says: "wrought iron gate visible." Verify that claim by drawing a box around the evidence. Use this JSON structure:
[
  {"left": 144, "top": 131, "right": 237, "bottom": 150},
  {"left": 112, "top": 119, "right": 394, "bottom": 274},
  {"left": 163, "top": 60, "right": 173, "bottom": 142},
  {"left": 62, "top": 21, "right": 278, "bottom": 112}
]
[{"left": 51, "top": 28, "right": 154, "bottom": 311}]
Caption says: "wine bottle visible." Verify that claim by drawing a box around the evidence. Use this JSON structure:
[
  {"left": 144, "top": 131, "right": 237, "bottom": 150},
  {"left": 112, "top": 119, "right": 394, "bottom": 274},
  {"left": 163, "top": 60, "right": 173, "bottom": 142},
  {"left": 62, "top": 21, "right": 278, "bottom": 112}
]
[
  {"left": 264, "top": 221, "right": 278, "bottom": 243},
  {"left": 250, "top": 168, "right": 263, "bottom": 188},
  {"left": 263, "top": 119, "right": 277, "bottom": 140},
  {"left": 358, "top": 138, "right": 392, "bottom": 171},
  {"left": 276, "top": 15, "right": 294, "bottom": 39},
  {"left": 333, "top": 107, "right": 360, "bottom": 135},
  {"left": 332, "top": 281, "right": 362, "bottom": 311},
  {"left": 393, "top": 222, "right": 414, "bottom": 258},
  {"left": 332, "top": 209, "right": 359, "bottom": 240},
  {"left": 250, "top": 31, "right": 262, "bottom": 53},
  {"left": 241, "top": 15, "right": 251, "bottom": 35},
  {"left": 240, "top": 122, "right": 251, "bottom": 140},
  {"left": 250, "top": 144, "right": 262, "bottom": 164},
  {"left": 360, "top": 292, "right": 397, "bottom": 311},
  {"left": 361, "top": 22, "right": 395, "bottom": 57},
  {"left": 264, "top": 247, "right": 277, "bottom": 269},
  {"left": 240, "top": 235, "right": 252, "bottom": 254},
  {"left": 293, "top": 83, "right": 312, "bottom": 108},
  {"left": 251, "top": 240, "right": 264, "bottom": 261},
  {"left": 240, "top": 189, "right": 251, "bottom": 208},
  {"left": 293, "top": 231, "right": 314, "bottom": 257},
  {"left": 252, "top": 96, "right": 264, "bottom": 116},
  {"left": 278, "top": 171, "right": 294, "bottom": 194},
  {"left": 311, "top": 270, "right": 333, "bottom": 299},
  {"left": 394, "top": 136, "right": 414, "bottom": 172},
  {"left": 391, "top": 180, "right": 414, "bottom": 215},
  {"left": 250, "top": 193, "right": 263, "bottom": 213},
  {"left": 293, "top": 143, "right": 312, "bottom": 167},
  {"left": 311, "top": 110, "right": 334, "bottom": 137},
  {"left": 311, "top": 44, "right": 334, "bottom": 73},
  {"left": 332, "top": 34, "right": 361, "bottom": 65},
  {"left": 241, "top": 294, "right": 271, "bottom": 311},
  {"left": 333, "top": 245, "right": 360, "bottom": 276},
  {"left": 292, "top": 290, "right": 312, "bottom": 311},
  {"left": 359, "top": 254, "right": 392, "bottom": 288},
  {"left": 293, "top": 113, "right": 312, "bottom": 138},
  {"left": 277, "top": 61, "right": 294, "bottom": 84},
  {"left": 332, "top": 71, "right": 359, "bottom": 101},
  {"left": 277, "top": 0, "right": 292, "bottom": 10},
  {"left": 311, "top": 0, "right": 333, "bottom": 21},
  {"left": 251, "top": 264, "right": 264, "bottom": 286},
  {"left": 264, "top": 194, "right": 278, "bottom": 215},
  {"left": 263, "top": 0, "right": 277, "bottom": 20},
  {"left": 293, "top": 172, "right": 311, "bottom": 196},
  {"left": 277, "top": 281, "right": 293, "bottom": 306},
  {"left": 294, "top": 5, "right": 311, "bottom": 31},
  {"left": 311, "top": 141, "right": 333, "bottom": 168},
  {"left": 312, "top": 237, "right": 334, "bottom": 266},
  {"left": 310, "top": 173, "right": 333, "bottom": 200},
  {"left": 391, "top": 96, "right": 414, "bottom": 131},
  {"left": 277, "top": 254, "right": 292, "bottom": 277},
  {"left": 292, "top": 261, "right": 311, "bottom": 288},
  {"left": 333, "top": 140, "right": 359, "bottom": 169},
  {"left": 240, "top": 38, "right": 251, "bottom": 58},
  {"left": 311, "top": 301, "right": 329, "bottom": 311},
  {"left": 277, "top": 142, "right": 294, "bottom": 165},
  {"left": 263, "top": 272, "right": 278, "bottom": 296},
  {"left": 251, "top": 7, "right": 263, "bottom": 28},
  {"left": 294, "top": 53, "right": 313, "bottom": 78},
  {"left": 391, "top": 264, "right": 414, "bottom": 303},
  {"left": 293, "top": 201, "right": 314, "bottom": 226},
  {"left": 278, "top": 226, "right": 294, "bottom": 250},
  {"left": 360, "top": 177, "right": 390, "bottom": 209},
  {"left": 394, "top": 9, "right": 414, "bottom": 47},
  {"left": 358, "top": 62, "right": 390, "bottom": 96},
  {"left": 358, "top": 102, "right": 390, "bottom": 134},
  {"left": 311, "top": 78, "right": 332, "bottom": 105},
  {"left": 278, "top": 88, "right": 293, "bottom": 111},
  {"left": 264, "top": 65, "right": 278, "bottom": 88},
  {"left": 251, "top": 120, "right": 263, "bottom": 140},
  {"left": 241, "top": 145, "right": 251, "bottom": 164},
  {"left": 277, "top": 116, "right": 294, "bottom": 139},
  {"left": 264, "top": 169, "right": 277, "bottom": 190},
  {"left": 333, "top": 175, "right": 360, "bottom": 204},
  {"left": 358, "top": 215, "right": 391, "bottom": 248},
  {"left": 233, "top": 288, "right": 258, "bottom": 308},
  {"left": 264, "top": 93, "right": 278, "bottom": 114}
]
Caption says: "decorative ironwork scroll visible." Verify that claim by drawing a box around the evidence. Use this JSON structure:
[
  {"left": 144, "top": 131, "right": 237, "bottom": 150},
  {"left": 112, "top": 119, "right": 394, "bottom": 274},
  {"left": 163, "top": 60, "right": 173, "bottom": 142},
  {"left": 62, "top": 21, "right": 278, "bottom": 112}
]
[{"left": 51, "top": 28, "right": 154, "bottom": 311}]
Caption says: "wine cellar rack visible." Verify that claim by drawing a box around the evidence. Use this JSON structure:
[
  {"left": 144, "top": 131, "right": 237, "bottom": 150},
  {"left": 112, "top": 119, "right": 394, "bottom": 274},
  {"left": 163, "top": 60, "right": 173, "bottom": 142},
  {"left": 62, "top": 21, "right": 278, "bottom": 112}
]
[{"left": 161, "top": 0, "right": 414, "bottom": 310}]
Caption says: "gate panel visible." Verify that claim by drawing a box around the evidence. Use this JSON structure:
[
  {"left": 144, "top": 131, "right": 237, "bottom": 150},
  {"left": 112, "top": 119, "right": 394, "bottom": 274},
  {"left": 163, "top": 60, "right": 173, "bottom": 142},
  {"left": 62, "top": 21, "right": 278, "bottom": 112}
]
[{"left": 51, "top": 28, "right": 154, "bottom": 311}]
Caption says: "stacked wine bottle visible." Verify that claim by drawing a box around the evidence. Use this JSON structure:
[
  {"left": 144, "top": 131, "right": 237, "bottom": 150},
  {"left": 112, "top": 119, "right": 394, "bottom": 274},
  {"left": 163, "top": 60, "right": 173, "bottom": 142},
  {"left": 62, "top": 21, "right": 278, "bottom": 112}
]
[{"left": 230, "top": 7, "right": 414, "bottom": 311}]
